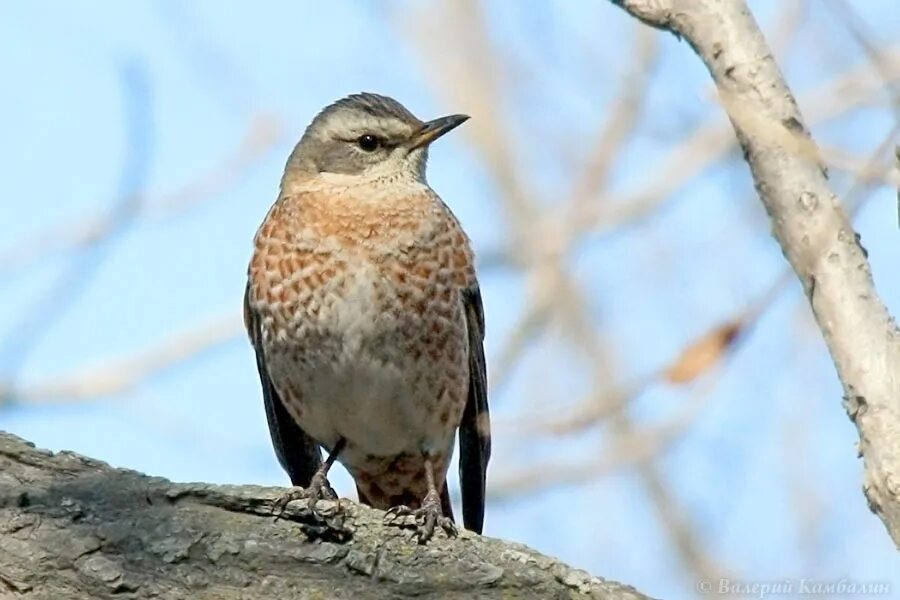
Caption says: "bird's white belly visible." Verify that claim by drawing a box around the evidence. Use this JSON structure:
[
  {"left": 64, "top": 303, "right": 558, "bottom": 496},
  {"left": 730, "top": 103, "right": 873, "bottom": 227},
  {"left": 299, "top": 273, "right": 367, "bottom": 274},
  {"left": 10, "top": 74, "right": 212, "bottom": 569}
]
[
  {"left": 297, "top": 354, "right": 427, "bottom": 458},
  {"left": 265, "top": 265, "right": 460, "bottom": 469}
]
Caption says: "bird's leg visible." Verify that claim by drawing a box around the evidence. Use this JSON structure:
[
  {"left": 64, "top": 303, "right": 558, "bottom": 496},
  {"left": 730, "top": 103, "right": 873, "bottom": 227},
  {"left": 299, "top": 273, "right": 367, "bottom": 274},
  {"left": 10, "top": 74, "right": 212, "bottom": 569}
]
[
  {"left": 385, "top": 456, "right": 457, "bottom": 543},
  {"left": 273, "top": 438, "right": 345, "bottom": 519},
  {"left": 417, "top": 458, "right": 456, "bottom": 542}
]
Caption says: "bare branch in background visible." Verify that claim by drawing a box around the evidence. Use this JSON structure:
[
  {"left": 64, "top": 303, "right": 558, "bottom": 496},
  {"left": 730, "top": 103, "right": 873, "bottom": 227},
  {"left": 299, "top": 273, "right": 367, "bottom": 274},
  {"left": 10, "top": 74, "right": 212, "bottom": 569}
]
[
  {"left": 490, "top": 386, "right": 708, "bottom": 498},
  {"left": 403, "top": 0, "right": 540, "bottom": 230},
  {"left": 610, "top": 0, "right": 900, "bottom": 546},
  {"left": 566, "top": 25, "right": 659, "bottom": 227},
  {"left": 768, "top": 0, "right": 808, "bottom": 58},
  {"left": 0, "top": 113, "right": 283, "bottom": 275},
  {"left": 823, "top": 0, "right": 900, "bottom": 116},
  {"left": 823, "top": 146, "right": 900, "bottom": 189},
  {"left": 480, "top": 42, "right": 900, "bottom": 272},
  {"left": 400, "top": 0, "right": 900, "bottom": 579},
  {"left": 502, "top": 116, "right": 890, "bottom": 442},
  {"left": 579, "top": 45, "right": 900, "bottom": 236},
  {"left": 897, "top": 147, "right": 900, "bottom": 228},
  {"left": 0, "top": 61, "right": 154, "bottom": 380},
  {"left": 0, "top": 314, "right": 241, "bottom": 406},
  {"left": 480, "top": 26, "right": 661, "bottom": 390}
]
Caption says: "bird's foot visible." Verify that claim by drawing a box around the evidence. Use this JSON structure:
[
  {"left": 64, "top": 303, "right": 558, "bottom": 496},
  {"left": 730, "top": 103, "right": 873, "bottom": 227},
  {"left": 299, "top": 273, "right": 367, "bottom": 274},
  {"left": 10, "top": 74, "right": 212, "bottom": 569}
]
[
  {"left": 272, "top": 472, "right": 339, "bottom": 521},
  {"left": 384, "top": 490, "right": 457, "bottom": 544}
]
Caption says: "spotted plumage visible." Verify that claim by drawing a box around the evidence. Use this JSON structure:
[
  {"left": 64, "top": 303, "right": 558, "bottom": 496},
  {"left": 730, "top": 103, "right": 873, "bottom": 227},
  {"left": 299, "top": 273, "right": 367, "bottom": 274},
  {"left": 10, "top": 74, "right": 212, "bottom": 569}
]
[{"left": 244, "top": 93, "right": 490, "bottom": 540}]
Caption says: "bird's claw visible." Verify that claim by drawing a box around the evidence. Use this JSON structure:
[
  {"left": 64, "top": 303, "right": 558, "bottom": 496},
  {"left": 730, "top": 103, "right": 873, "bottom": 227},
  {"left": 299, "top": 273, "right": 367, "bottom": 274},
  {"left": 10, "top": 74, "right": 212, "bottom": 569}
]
[
  {"left": 272, "top": 473, "right": 338, "bottom": 522},
  {"left": 384, "top": 494, "right": 457, "bottom": 544},
  {"left": 383, "top": 504, "right": 412, "bottom": 525}
]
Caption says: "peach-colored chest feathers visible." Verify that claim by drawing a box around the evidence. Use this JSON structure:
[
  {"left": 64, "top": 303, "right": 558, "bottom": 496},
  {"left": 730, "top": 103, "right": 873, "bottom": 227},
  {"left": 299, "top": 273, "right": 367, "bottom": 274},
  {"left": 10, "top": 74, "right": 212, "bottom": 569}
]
[{"left": 247, "top": 179, "right": 476, "bottom": 474}]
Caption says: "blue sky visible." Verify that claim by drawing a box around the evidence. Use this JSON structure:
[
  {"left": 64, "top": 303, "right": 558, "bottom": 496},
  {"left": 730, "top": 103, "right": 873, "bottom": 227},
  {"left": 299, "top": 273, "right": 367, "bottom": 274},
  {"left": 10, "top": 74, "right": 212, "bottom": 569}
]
[{"left": 2, "top": 1, "right": 900, "bottom": 597}]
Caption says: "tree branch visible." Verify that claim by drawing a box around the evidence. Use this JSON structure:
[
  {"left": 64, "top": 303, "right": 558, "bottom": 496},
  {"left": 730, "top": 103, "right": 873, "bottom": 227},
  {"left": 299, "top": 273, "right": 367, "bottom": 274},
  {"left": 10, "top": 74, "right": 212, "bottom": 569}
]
[
  {"left": 609, "top": 0, "right": 900, "bottom": 547},
  {"left": 0, "top": 432, "right": 651, "bottom": 599}
]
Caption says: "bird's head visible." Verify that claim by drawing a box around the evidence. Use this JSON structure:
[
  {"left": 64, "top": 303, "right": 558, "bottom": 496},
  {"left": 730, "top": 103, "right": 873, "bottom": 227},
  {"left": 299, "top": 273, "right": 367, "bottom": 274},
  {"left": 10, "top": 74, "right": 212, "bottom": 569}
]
[{"left": 283, "top": 93, "right": 468, "bottom": 187}]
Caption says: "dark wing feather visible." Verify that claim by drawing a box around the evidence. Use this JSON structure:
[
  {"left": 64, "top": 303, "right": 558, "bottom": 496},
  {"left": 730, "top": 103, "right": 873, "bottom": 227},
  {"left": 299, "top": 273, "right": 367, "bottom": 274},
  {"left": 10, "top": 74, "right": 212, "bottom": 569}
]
[
  {"left": 244, "top": 283, "right": 322, "bottom": 486},
  {"left": 459, "top": 285, "right": 491, "bottom": 533}
]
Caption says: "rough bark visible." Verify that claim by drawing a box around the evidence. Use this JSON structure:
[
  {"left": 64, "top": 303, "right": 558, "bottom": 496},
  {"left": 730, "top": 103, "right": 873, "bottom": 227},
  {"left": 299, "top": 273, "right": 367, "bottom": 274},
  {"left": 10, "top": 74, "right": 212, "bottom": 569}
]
[
  {"left": 609, "top": 0, "right": 900, "bottom": 547},
  {"left": 0, "top": 432, "right": 651, "bottom": 599}
]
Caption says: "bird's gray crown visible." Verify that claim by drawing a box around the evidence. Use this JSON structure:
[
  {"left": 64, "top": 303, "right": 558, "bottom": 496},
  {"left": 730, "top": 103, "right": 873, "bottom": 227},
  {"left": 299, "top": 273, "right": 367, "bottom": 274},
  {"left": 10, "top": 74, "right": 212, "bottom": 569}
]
[{"left": 317, "top": 93, "right": 422, "bottom": 128}]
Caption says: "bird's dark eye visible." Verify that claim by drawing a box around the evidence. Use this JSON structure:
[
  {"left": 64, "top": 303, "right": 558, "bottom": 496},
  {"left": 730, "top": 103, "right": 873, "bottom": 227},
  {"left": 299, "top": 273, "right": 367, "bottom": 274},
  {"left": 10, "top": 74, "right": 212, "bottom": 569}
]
[{"left": 357, "top": 134, "right": 381, "bottom": 152}]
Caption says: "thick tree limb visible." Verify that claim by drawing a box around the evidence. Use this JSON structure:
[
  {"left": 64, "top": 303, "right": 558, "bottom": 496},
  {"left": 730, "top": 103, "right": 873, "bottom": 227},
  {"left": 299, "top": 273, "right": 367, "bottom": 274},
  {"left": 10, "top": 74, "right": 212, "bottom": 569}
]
[
  {"left": 0, "top": 432, "right": 650, "bottom": 599},
  {"left": 609, "top": 0, "right": 900, "bottom": 546}
]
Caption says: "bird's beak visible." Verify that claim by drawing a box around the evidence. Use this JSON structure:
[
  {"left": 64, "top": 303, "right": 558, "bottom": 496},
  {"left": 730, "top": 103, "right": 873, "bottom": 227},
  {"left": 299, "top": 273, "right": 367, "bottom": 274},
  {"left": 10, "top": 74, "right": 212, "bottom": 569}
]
[{"left": 408, "top": 114, "right": 470, "bottom": 150}]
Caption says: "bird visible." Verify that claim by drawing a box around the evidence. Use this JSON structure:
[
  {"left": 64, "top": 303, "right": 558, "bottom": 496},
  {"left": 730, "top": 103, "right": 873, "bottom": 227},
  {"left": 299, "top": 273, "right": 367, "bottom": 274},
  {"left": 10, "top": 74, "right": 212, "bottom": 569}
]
[{"left": 243, "top": 92, "right": 490, "bottom": 542}]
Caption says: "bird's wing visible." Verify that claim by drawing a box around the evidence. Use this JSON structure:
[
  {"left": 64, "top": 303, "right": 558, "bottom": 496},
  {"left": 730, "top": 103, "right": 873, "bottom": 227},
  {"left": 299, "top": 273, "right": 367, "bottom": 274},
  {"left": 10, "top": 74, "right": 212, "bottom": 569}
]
[
  {"left": 244, "top": 283, "right": 322, "bottom": 486},
  {"left": 459, "top": 285, "right": 491, "bottom": 533}
]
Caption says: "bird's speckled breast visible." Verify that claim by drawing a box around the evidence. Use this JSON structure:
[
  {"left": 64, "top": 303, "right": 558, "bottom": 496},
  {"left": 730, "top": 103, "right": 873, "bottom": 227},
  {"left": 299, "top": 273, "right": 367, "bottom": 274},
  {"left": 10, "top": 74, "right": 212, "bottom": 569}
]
[{"left": 247, "top": 181, "right": 475, "bottom": 482}]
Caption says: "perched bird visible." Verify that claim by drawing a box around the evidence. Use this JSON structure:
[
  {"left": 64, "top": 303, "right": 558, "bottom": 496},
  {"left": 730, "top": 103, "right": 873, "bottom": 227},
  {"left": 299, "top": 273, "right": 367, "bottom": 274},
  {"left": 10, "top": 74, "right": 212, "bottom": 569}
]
[{"left": 244, "top": 93, "right": 490, "bottom": 542}]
